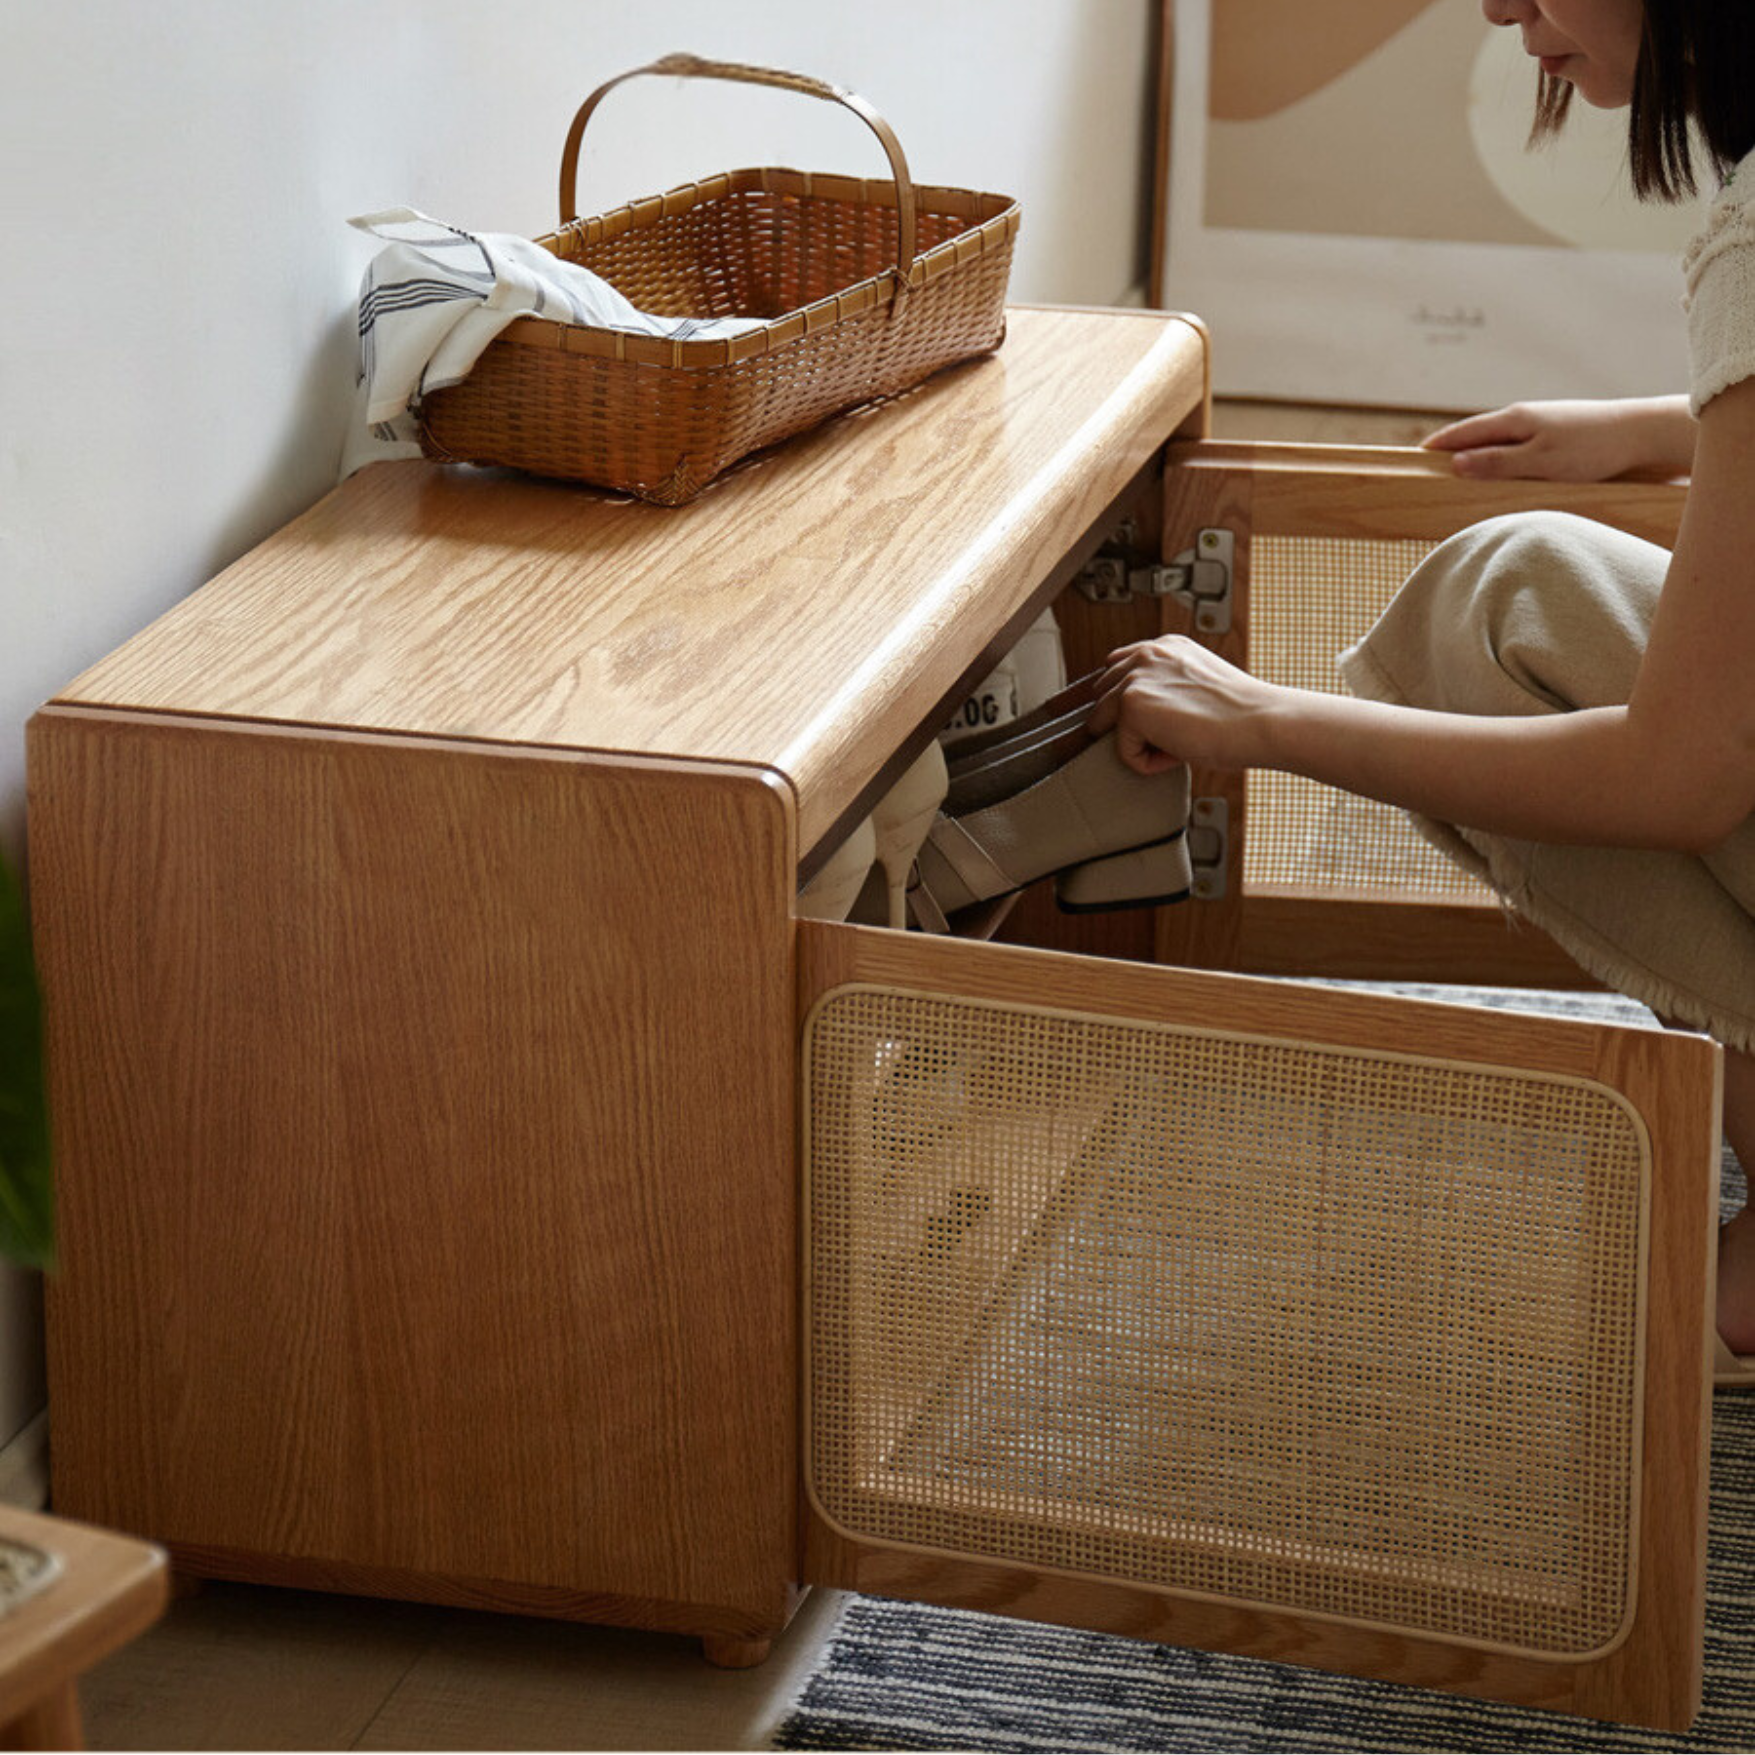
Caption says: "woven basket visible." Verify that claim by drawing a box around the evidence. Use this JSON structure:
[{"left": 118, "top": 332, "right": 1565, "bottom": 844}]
[{"left": 417, "top": 54, "right": 1021, "bottom": 505}]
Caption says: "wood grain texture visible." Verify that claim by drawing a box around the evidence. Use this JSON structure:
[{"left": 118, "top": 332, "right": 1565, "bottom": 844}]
[
  {"left": 0, "top": 1690, "right": 80, "bottom": 1752},
  {"left": 57, "top": 310, "right": 1207, "bottom": 858},
  {"left": 1168, "top": 441, "right": 1687, "bottom": 547},
  {"left": 1212, "top": 402, "right": 1454, "bottom": 448},
  {"left": 160, "top": 1545, "right": 785, "bottom": 1642},
  {"left": 700, "top": 1635, "right": 771, "bottom": 1669},
  {"left": 796, "top": 922, "right": 1717, "bottom": 1731},
  {"left": 0, "top": 1503, "right": 167, "bottom": 1742},
  {"left": 1237, "top": 892, "right": 1596, "bottom": 986},
  {"left": 1572, "top": 1031, "right": 1716, "bottom": 1730},
  {"left": 31, "top": 708, "right": 799, "bottom": 1631}
]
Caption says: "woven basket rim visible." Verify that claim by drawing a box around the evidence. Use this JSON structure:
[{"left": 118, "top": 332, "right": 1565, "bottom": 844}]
[
  {"left": 555, "top": 163, "right": 1018, "bottom": 232},
  {"left": 507, "top": 164, "right": 1019, "bottom": 369}
]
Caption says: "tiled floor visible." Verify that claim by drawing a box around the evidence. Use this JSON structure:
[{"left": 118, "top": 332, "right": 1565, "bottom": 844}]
[
  {"left": 80, "top": 397, "right": 1444, "bottom": 1754},
  {"left": 83, "top": 1580, "right": 849, "bottom": 1752}
]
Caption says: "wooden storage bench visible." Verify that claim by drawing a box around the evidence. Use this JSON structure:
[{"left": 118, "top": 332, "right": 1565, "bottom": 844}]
[{"left": 28, "top": 307, "right": 1717, "bottom": 1730}]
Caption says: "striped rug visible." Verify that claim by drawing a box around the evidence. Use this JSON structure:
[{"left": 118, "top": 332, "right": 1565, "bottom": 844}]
[{"left": 776, "top": 985, "right": 1754, "bottom": 1753}]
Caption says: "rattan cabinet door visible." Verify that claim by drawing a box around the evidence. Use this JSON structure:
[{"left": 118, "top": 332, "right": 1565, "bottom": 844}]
[
  {"left": 797, "top": 921, "right": 1718, "bottom": 1733},
  {"left": 1151, "top": 442, "right": 1687, "bottom": 985}
]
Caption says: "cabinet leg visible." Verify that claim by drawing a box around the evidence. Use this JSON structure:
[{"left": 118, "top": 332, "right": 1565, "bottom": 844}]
[
  {"left": 701, "top": 1634, "right": 771, "bottom": 1669},
  {"left": 0, "top": 1683, "right": 84, "bottom": 1750}
]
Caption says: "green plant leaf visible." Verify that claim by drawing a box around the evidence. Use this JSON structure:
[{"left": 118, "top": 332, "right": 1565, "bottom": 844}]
[{"left": 0, "top": 853, "right": 53, "bottom": 1271}]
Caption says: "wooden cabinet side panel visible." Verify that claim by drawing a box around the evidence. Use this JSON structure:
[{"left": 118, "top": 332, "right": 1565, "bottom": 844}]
[{"left": 30, "top": 710, "right": 797, "bottom": 1627}]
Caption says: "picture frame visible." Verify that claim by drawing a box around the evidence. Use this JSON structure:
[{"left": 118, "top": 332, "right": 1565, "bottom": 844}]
[{"left": 1151, "top": 0, "right": 1706, "bottom": 411}]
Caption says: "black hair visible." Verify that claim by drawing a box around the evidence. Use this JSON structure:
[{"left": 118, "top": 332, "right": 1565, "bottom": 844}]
[{"left": 1532, "top": 2, "right": 1755, "bottom": 200}]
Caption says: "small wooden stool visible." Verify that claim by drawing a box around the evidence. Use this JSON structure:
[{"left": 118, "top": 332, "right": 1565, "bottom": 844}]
[{"left": 0, "top": 1505, "right": 166, "bottom": 1751}]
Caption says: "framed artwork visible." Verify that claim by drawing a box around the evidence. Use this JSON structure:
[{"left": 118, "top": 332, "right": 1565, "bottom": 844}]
[{"left": 1152, "top": 0, "right": 1708, "bottom": 410}]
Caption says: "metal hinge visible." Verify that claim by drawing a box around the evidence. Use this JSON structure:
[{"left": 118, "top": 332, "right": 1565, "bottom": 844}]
[
  {"left": 1073, "top": 527, "right": 1234, "bottom": 634},
  {"left": 1162, "top": 529, "right": 1235, "bottom": 634},
  {"left": 1187, "top": 797, "right": 1229, "bottom": 901}
]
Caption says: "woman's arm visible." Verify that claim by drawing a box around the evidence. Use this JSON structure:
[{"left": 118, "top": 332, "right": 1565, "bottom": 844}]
[
  {"left": 1090, "top": 380, "right": 1755, "bottom": 852},
  {"left": 1423, "top": 394, "right": 1696, "bottom": 481}
]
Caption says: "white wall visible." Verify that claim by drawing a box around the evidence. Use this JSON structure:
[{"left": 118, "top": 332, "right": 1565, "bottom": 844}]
[{"left": 0, "top": 3, "right": 1155, "bottom": 1470}]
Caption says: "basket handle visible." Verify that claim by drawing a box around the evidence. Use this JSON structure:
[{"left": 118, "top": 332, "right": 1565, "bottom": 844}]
[{"left": 558, "top": 53, "right": 919, "bottom": 291}]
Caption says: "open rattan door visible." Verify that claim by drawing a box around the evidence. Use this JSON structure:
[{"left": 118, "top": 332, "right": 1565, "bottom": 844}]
[
  {"left": 797, "top": 921, "right": 1718, "bottom": 1732},
  {"left": 1150, "top": 442, "right": 1686, "bottom": 983}
]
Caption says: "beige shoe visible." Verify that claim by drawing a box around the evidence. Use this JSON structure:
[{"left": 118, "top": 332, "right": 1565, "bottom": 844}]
[
  {"left": 944, "top": 671, "right": 1103, "bottom": 777},
  {"left": 1009, "top": 605, "right": 1069, "bottom": 721},
  {"left": 796, "top": 818, "right": 878, "bottom": 924},
  {"left": 848, "top": 743, "right": 950, "bottom": 930},
  {"left": 948, "top": 712, "right": 1096, "bottom": 817},
  {"left": 912, "top": 733, "right": 1192, "bottom": 928}
]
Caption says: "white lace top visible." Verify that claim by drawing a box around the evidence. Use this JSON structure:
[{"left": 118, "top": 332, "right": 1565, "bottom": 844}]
[{"left": 1684, "top": 147, "right": 1755, "bottom": 413}]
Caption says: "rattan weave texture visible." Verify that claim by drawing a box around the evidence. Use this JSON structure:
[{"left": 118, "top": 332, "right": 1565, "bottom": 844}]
[
  {"left": 1247, "top": 536, "right": 1491, "bottom": 899},
  {"left": 805, "top": 985, "right": 1648, "bottom": 1659}
]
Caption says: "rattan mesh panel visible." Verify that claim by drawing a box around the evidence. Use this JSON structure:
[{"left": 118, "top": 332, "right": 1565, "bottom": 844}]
[
  {"left": 1248, "top": 536, "right": 1491, "bottom": 900},
  {"left": 805, "top": 986, "right": 1647, "bottom": 1658}
]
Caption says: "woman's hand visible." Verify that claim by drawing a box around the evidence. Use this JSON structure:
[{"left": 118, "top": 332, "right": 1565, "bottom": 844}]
[
  {"left": 1423, "top": 395, "right": 1695, "bottom": 482},
  {"left": 1088, "top": 637, "right": 1283, "bottom": 775}
]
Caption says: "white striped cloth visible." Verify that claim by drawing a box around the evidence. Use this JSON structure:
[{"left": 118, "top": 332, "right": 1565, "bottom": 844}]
[{"left": 340, "top": 207, "right": 765, "bottom": 478}]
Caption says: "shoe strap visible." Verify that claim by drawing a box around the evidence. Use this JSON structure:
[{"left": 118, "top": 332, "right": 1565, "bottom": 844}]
[{"left": 929, "top": 815, "right": 1023, "bottom": 901}]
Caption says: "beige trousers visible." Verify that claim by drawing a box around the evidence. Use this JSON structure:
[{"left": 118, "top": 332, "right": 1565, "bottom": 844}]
[{"left": 1339, "top": 511, "right": 1755, "bottom": 1053}]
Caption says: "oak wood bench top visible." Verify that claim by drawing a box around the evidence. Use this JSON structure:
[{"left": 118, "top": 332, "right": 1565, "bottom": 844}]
[{"left": 59, "top": 306, "right": 1208, "bottom": 853}]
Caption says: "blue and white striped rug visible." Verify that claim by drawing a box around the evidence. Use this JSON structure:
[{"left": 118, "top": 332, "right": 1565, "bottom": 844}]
[{"left": 776, "top": 985, "right": 1755, "bottom": 1753}]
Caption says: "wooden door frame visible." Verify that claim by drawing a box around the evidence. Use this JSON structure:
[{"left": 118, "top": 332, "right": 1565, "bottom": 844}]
[{"left": 797, "top": 921, "right": 1717, "bottom": 1733}]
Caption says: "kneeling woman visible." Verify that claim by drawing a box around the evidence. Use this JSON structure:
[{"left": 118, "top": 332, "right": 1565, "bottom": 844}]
[{"left": 1094, "top": 0, "right": 1755, "bottom": 1379}]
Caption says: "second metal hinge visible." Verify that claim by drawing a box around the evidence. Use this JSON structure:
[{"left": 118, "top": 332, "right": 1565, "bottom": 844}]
[{"left": 1187, "top": 797, "right": 1229, "bottom": 901}]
